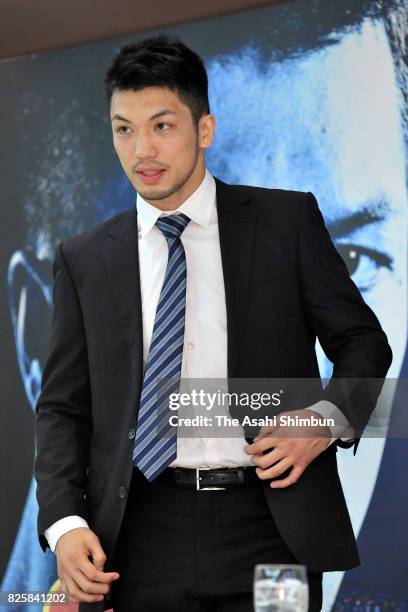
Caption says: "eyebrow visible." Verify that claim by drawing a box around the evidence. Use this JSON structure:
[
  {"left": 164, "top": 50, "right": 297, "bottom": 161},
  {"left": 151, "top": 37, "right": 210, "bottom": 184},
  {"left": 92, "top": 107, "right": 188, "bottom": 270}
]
[
  {"left": 111, "top": 109, "right": 178, "bottom": 123},
  {"left": 111, "top": 113, "right": 131, "bottom": 123},
  {"left": 328, "top": 207, "right": 386, "bottom": 238}
]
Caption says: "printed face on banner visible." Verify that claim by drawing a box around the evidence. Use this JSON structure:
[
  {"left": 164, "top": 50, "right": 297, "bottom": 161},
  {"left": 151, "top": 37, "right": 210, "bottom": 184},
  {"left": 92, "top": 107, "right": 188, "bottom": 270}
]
[
  {"left": 207, "top": 18, "right": 407, "bottom": 383},
  {"left": 205, "top": 16, "right": 407, "bottom": 605}
]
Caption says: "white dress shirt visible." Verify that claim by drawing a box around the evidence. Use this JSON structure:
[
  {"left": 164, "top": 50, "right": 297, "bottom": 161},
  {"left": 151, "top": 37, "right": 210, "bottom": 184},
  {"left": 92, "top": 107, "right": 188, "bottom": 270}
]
[{"left": 45, "top": 168, "right": 352, "bottom": 551}]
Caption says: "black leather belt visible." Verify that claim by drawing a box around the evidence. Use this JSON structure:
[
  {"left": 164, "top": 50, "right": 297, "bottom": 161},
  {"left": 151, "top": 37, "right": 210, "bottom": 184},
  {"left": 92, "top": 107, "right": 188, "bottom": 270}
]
[{"left": 158, "top": 467, "right": 260, "bottom": 490}]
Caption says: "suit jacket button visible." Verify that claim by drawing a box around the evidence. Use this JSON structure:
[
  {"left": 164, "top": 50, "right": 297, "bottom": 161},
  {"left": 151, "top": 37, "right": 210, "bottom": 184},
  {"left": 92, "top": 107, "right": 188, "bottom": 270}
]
[
  {"left": 128, "top": 428, "right": 136, "bottom": 440},
  {"left": 119, "top": 486, "right": 127, "bottom": 499}
]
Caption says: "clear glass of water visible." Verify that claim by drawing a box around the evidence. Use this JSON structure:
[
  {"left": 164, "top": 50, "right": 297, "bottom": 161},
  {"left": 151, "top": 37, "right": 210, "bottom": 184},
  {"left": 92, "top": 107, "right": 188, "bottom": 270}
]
[{"left": 253, "top": 564, "right": 309, "bottom": 612}]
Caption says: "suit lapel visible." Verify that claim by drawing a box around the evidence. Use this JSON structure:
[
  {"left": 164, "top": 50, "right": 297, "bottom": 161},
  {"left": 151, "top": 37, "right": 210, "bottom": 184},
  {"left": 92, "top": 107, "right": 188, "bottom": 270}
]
[
  {"left": 101, "top": 207, "right": 144, "bottom": 400},
  {"left": 215, "top": 176, "right": 258, "bottom": 377}
]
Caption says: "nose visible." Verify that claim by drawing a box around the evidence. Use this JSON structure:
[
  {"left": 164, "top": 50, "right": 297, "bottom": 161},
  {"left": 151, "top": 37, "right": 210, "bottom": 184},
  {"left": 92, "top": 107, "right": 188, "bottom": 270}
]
[{"left": 134, "top": 129, "right": 157, "bottom": 159}]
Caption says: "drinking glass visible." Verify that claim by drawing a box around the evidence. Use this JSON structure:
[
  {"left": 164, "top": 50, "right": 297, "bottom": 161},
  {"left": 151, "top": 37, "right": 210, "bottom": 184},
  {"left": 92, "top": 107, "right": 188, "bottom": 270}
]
[{"left": 253, "top": 564, "right": 309, "bottom": 611}]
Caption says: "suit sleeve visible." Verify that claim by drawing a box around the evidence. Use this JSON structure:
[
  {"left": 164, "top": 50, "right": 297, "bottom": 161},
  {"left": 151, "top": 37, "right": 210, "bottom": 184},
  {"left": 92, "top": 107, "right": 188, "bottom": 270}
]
[
  {"left": 34, "top": 242, "right": 92, "bottom": 552},
  {"left": 298, "top": 192, "right": 393, "bottom": 448}
]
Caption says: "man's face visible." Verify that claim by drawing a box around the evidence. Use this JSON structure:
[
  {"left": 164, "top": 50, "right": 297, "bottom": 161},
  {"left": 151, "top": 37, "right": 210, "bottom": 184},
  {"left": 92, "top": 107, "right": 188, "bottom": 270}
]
[
  {"left": 207, "top": 18, "right": 407, "bottom": 380},
  {"left": 110, "top": 86, "right": 214, "bottom": 210},
  {"left": 205, "top": 22, "right": 407, "bottom": 599}
]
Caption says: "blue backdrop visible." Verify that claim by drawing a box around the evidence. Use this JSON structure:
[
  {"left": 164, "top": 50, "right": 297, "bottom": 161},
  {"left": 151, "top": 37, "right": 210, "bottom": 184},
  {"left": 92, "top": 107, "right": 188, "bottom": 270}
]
[{"left": 0, "top": 1, "right": 406, "bottom": 610}]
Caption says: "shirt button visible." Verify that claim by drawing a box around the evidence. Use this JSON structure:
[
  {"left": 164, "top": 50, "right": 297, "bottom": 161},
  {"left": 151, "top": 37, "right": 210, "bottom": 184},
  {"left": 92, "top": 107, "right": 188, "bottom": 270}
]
[
  {"left": 187, "top": 342, "right": 195, "bottom": 349},
  {"left": 128, "top": 428, "right": 136, "bottom": 440},
  {"left": 118, "top": 486, "right": 127, "bottom": 499}
]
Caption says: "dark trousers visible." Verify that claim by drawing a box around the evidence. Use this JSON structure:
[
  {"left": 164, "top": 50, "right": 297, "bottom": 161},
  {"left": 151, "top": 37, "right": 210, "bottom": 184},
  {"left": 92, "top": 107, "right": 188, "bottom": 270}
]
[{"left": 110, "top": 468, "right": 323, "bottom": 611}]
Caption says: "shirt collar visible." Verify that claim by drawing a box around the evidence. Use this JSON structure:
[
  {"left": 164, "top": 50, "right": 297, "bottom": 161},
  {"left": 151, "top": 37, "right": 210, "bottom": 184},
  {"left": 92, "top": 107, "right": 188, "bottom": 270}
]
[{"left": 136, "top": 168, "right": 216, "bottom": 238}]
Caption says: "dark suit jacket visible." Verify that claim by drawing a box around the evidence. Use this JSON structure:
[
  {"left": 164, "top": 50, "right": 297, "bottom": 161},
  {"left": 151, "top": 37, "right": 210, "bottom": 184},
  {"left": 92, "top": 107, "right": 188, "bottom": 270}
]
[{"left": 34, "top": 176, "right": 392, "bottom": 608}]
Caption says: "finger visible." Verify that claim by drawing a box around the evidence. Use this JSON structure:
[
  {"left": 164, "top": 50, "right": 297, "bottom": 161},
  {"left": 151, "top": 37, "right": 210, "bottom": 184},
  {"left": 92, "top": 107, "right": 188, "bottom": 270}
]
[
  {"left": 86, "top": 535, "right": 107, "bottom": 571},
  {"left": 72, "top": 569, "right": 110, "bottom": 595},
  {"left": 78, "top": 557, "right": 120, "bottom": 583},
  {"left": 64, "top": 573, "right": 104, "bottom": 604},
  {"left": 58, "top": 578, "right": 69, "bottom": 601},
  {"left": 245, "top": 434, "right": 285, "bottom": 455},
  {"left": 251, "top": 446, "right": 285, "bottom": 469},
  {"left": 253, "top": 424, "right": 279, "bottom": 441},
  {"left": 255, "top": 457, "right": 293, "bottom": 480},
  {"left": 270, "top": 464, "right": 305, "bottom": 489},
  {"left": 62, "top": 575, "right": 82, "bottom": 604}
]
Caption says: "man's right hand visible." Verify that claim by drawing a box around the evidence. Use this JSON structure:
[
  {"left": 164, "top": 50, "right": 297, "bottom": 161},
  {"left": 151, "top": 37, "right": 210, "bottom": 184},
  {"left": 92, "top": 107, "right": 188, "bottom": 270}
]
[{"left": 55, "top": 527, "right": 120, "bottom": 604}]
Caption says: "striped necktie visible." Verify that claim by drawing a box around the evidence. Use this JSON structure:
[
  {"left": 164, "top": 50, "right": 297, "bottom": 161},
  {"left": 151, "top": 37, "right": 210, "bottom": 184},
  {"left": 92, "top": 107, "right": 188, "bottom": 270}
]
[{"left": 133, "top": 212, "right": 191, "bottom": 481}]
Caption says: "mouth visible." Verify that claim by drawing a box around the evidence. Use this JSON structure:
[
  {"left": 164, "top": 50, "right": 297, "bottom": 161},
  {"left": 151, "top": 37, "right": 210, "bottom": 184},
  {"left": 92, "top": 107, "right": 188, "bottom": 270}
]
[{"left": 136, "top": 169, "right": 166, "bottom": 185}]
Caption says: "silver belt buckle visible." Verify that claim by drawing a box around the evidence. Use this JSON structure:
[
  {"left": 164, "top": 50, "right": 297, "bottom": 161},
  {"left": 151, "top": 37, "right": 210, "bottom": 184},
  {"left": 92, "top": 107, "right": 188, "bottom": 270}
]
[{"left": 196, "top": 467, "right": 226, "bottom": 491}]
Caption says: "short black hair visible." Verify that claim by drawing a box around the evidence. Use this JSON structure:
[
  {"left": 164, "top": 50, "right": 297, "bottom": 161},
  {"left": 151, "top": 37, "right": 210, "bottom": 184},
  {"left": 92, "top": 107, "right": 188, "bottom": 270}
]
[{"left": 104, "top": 33, "right": 210, "bottom": 126}]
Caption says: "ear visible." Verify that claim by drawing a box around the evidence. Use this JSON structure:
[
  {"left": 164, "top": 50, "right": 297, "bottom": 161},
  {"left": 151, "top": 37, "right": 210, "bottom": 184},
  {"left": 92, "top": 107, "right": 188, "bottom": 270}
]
[
  {"left": 7, "top": 250, "right": 53, "bottom": 411},
  {"left": 199, "top": 113, "right": 216, "bottom": 150}
]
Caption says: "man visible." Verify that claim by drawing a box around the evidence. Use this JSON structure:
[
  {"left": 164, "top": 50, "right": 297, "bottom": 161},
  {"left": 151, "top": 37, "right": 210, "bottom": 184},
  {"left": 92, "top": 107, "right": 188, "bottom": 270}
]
[{"left": 34, "top": 34, "right": 392, "bottom": 612}]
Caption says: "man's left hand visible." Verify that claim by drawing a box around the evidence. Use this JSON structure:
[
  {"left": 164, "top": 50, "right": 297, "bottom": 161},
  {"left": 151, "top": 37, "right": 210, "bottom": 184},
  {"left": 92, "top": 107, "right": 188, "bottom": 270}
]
[{"left": 244, "top": 409, "right": 332, "bottom": 489}]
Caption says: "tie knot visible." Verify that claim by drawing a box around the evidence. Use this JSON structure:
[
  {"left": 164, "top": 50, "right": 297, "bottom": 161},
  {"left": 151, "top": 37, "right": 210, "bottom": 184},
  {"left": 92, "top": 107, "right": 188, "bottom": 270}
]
[{"left": 155, "top": 213, "right": 190, "bottom": 240}]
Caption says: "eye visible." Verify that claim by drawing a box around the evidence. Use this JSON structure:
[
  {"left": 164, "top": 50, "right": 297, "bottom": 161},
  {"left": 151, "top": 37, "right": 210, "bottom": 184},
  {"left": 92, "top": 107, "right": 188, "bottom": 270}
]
[
  {"left": 335, "top": 243, "right": 393, "bottom": 292},
  {"left": 156, "top": 122, "right": 171, "bottom": 131},
  {"left": 115, "top": 126, "right": 131, "bottom": 135}
]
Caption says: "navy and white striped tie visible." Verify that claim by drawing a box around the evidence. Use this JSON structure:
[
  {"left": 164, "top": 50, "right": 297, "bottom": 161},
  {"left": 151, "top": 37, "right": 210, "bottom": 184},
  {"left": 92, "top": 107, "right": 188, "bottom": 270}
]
[{"left": 133, "top": 213, "right": 191, "bottom": 481}]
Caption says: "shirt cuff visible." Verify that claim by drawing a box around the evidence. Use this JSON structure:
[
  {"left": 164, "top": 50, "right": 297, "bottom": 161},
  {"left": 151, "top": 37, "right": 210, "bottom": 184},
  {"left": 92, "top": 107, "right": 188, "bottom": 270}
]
[
  {"left": 305, "top": 400, "right": 354, "bottom": 447},
  {"left": 45, "top": 515, "right": 89, "bottom": 552}
]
